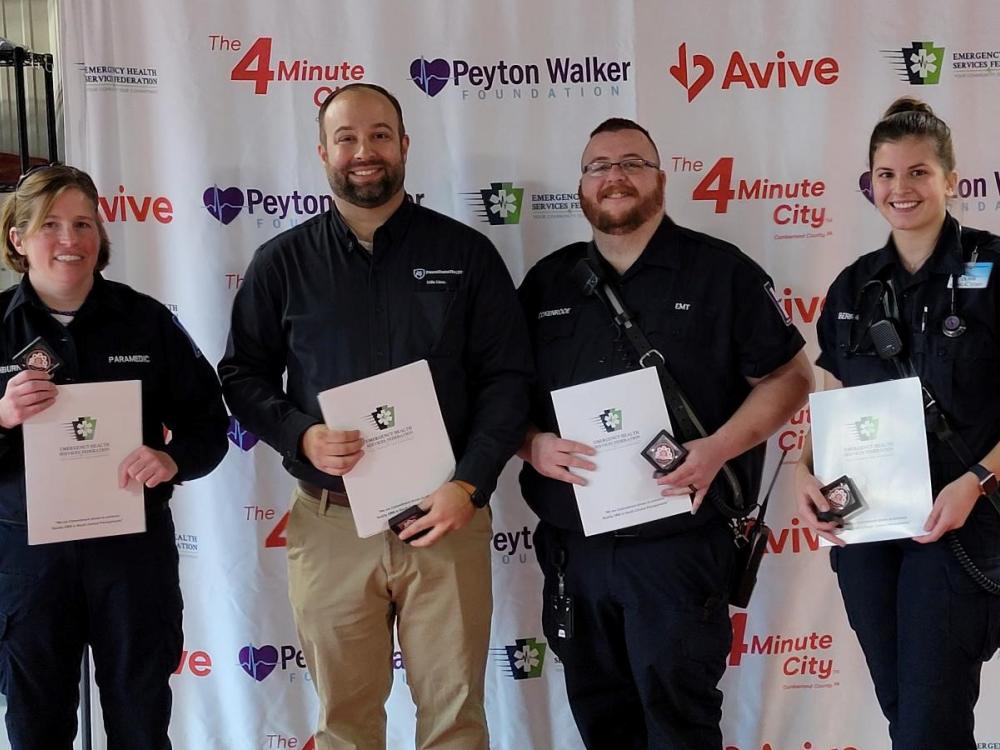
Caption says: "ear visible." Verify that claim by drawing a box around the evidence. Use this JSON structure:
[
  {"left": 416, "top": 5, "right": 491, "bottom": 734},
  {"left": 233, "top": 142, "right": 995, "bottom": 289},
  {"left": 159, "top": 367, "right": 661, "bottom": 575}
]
[
  {"left": 945, "top": 169, "right": 958, "bottom": 198},
  {"left": 400, "top": 133, "right": 410, "bottom": 164},
  {"left": 317, "top": 141, "right": 328, "bottom": 164},
  {"left": 8, "top": 227, "right": 25, "bottom": 256}
]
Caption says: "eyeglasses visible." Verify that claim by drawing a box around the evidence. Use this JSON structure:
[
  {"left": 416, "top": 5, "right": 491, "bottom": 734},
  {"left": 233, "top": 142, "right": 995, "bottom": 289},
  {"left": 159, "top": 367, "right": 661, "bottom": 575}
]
[{"left": 581, "top": 158, "right": 660, "bottom": 177}]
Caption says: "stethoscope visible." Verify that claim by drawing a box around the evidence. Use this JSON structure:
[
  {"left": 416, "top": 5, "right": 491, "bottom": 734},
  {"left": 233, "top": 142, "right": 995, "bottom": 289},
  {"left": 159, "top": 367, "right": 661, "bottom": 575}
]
[
  {"left": 941, "top": 219, "right": 976, "bottom": 339},
  {"left": 850, "top": 220, "right": 975, "bottom": 353}
]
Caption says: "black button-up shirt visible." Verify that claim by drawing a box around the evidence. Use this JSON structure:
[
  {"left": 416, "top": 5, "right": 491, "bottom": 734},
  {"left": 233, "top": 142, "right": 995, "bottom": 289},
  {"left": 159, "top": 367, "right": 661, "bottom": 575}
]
[
  {"left": 218, "top": 197, "right": 533, "bottom": 499},
  {"left": 0, "top": 275, "right": 229, "bottom": 524},
  {"left": 817, "top": 215, "right": 1000, "bottom": 498},
  {"left": 519, "top": 215, "right": 805, "bottom": 533}
]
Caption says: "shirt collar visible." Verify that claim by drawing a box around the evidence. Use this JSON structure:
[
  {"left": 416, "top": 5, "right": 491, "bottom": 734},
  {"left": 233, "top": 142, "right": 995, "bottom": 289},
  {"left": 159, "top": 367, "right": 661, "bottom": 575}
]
[
  {"left": 869, "top": 213, "right": 966, "bottom": 280},
  {"left": 329, "top": 194, "right": 416, "bottom": 254},
  {"left": 603, "top": 214, "right": 682, "bottom": 281},
  {"left": 3, "top": 272, "right": 121, "bottom": 322}
]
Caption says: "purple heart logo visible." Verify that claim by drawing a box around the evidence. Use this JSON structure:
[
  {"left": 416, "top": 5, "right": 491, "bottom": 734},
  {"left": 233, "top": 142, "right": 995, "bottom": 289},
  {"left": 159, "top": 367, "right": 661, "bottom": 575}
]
[
  {"left": 203, "top": 185, "right": 245, "bottom": 225},
  {"left": 859, "top": 171, "right": 873, "bottom": 204},
  {"left": 239, "top": 644, "right": 278, "bottom": 682},
  {"left": 409, "top": 57, "right": 450, "bottom": 97},
  {"left": 228, "top": 416, "right": 260, "bottom": 452}
]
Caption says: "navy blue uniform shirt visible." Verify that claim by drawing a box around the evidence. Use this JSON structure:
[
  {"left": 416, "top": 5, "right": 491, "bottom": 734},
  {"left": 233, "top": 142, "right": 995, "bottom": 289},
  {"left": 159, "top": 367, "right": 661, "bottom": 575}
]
[
  {"left": 218, "top": 197, "right": 533, "bottom": 501},
  {"left": 816, "top": 215, "right": 1000, "bottom": 499},
  {"left": 519, "top": 215, "right": 805, "bottom": 533},
  {"left": 0, "top": 274, "right": 229, "bottom": 524}
]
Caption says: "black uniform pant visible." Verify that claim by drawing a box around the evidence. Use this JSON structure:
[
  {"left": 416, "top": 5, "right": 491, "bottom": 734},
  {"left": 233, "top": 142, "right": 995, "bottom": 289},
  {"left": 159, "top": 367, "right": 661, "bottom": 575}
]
[
  {"left": 535, "top": 519, "right": 734, "bottom": 750},
  {"left": 0, "top": 508, "right": 183, "bottom": 750},
  {"left": 833, "top": 534, "right": 1000, "bottom": 750}
]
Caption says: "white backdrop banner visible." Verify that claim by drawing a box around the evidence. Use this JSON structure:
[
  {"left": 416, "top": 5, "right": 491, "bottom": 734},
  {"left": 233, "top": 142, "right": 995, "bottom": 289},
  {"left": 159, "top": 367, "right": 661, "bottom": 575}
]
[{"left": 55, "top": 2, "right": 1000, "bottom": 748}]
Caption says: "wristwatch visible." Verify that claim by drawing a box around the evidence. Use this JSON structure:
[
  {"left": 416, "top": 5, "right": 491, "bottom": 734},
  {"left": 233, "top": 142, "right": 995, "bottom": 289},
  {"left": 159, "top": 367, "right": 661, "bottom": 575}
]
[
  {"left": 453, "top": 480, "right": 487, "bottom": 508},
  {"left": 969, "top": 463, "right": 999, "bottom": 496}
]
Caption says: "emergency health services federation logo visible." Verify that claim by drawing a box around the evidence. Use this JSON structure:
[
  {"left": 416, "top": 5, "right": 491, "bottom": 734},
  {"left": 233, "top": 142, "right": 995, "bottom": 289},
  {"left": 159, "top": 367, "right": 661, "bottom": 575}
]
[
  {"left": 66, "top": 417, "right": 97, "bottom": 442},
  {"left": 850, "top": 416, "right": 879, "bottom": 442},
  {"left": 492, "top": 637, "right": 547, "bottom": 680},
  {"left": 366, "top": 405, "right": 396, "bottom": 431},
  {"left": 463, "top": 182, "right": 524, "bottom": 225},
  {"left": 594, "top": 408, "right": 623, "bottom": 433},
  {"left": 883, "top": 41, "right": 945, "bottom": 85}
]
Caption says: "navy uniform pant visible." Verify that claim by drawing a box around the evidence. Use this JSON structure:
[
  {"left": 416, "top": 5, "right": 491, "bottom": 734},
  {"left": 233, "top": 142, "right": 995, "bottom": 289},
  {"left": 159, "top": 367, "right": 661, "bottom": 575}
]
[
  {"left": 0, "top": 508, "right": 183, "bottom": 750},
  {"left": 535, "top": 519, "right": 734, "bottom": 750},
  {"left": 833, "top": 532, "right": 1000, "bottom": 750}
]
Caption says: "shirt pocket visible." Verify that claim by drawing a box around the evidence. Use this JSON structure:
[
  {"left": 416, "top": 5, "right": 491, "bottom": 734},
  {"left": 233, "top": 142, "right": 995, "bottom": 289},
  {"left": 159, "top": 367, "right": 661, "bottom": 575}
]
[
  {"left": 534, "top": 312, "right": 580, "bottom": 391},
  {"left": 831, "top": 318, "right": 894, "bottom": 386},
  {"left": 935, "top": 326, "right": 1000, "bottom": 426},
  {"left": 414, "top": 287, "right": 463, "bottom": 357}
]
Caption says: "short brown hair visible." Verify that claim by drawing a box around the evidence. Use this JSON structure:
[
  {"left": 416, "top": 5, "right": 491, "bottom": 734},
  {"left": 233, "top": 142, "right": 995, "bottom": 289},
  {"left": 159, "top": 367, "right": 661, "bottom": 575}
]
[
  {"left": 1, "top": 164, "right": 111, "bottom": 274},
  {"left": 868, "top": 97, "right": 955, "bottom": 172},
  {"left": 588, "top": 117, "right": 660, "bottom": 163},
  {"left": 317, "top": 83, "right": 406, "bottom": 146}
]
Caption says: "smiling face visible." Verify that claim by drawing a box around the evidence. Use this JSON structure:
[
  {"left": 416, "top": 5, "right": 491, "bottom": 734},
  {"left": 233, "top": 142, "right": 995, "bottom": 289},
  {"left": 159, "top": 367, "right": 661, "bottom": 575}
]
[
  {"left": 8, "top": 187, "right": 101, "bottom": 304},
  {"left": 318, "top": 88, "right": 410, "bottom": 209},
  {"left": 871, "top": 135, "right": 957, "bottom": 240},
  {"left": 578, "top": 128, "right": 665, "bottom": 236}
]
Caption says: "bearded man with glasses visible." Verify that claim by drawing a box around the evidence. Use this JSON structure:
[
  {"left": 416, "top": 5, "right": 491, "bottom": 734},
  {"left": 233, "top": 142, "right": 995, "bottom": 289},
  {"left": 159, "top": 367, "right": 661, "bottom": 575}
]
[{"left": 516, "top": 118, "right": 813, "bottom": 749}]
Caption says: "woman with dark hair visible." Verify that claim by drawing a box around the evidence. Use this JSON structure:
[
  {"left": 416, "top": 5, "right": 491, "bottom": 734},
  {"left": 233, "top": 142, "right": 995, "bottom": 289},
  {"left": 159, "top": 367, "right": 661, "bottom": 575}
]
[
  {"left": 0, "top": 165, "right": 228, "bottom": 749},
  {"left": 795, "top": 97, "right": 1000, "bottom": 749}
]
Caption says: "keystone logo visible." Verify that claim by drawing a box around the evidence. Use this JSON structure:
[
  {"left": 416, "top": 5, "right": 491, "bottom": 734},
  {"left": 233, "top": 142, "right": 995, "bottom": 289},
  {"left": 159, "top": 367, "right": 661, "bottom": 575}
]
[
  {"left": 239, "top": 644, "right": 279, "bottom": 682},
  {"left": 68, "top": 416, "right": 97, "bottom": 442},
  {"left": 493, "top": 637, "right": 547, "bottom": 680},
  {"left": 367, "top": 405, "right": 396, "bottom": 431},
  {"left": 594, "top": 408, "right": 623, "bottom": 433},
  {"left": 883, "top": 41, "right": 945, "bottom": 85},
  {"left": 228, "top": 416, "right": 260, "bottom": 451},
  {"left": 851, "top": 416, "right": 879, "bottom": 442},
  {"left": 463, "top": 182, "right": 524, "bottom": 225},
  {"left": 203, "top": 185, "right": 245, "bottom": 225},
  {"left": 409, "top": 57, "right": 450, "bottom": 97}
]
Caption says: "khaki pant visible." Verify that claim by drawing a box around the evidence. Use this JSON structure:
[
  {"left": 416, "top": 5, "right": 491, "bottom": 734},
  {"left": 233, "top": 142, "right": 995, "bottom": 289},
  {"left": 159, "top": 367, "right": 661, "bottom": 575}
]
[{"left": 286, "top": 488, "right": 493, "bottom": 750}]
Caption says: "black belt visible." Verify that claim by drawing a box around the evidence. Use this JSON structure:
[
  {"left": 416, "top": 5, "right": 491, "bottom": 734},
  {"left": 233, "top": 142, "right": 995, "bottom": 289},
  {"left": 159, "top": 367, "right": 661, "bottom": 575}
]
[{"left": 297, "top": 481, "right": 351, "bottom": 508}]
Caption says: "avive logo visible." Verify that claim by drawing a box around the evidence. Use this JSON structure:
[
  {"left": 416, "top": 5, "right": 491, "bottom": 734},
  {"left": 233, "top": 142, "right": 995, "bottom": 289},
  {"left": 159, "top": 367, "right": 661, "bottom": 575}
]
[
  {"left": 669, "top": 44, "right": 839, "bottom": 102},
  {"left": 98, "top": 185, "right": 173, "bottom": 224}
]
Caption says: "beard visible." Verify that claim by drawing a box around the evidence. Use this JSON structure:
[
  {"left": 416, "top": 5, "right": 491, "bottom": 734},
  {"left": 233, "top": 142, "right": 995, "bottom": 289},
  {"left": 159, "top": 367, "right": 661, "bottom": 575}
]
[
  {"left": 325, "top": 158, "right": 406, "bottom": 209},
  {"left": 580, "top": 181, "right": 664, "bottom": 235}
]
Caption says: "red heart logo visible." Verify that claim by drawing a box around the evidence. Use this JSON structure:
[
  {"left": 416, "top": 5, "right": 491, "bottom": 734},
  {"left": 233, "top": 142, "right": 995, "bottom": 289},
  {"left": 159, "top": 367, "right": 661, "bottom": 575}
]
[{"left": 669, "top": 43, "right": 715, "bottom": 102}]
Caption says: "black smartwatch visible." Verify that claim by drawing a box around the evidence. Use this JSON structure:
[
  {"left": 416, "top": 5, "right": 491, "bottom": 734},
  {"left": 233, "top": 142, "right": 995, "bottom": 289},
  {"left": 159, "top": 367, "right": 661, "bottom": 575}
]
[
  {"left": 453, "top": 480, "right": 488, "bottom": 508},
  {"left": 969, "top": 463, "right": 999, "bottom": 496}
]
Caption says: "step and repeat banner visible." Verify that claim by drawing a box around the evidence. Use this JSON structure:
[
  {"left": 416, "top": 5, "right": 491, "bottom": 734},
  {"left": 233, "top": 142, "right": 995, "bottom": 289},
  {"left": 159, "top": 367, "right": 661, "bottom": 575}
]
[{"left": 56, "top": 2, "right": 1000, "bottom": 748}]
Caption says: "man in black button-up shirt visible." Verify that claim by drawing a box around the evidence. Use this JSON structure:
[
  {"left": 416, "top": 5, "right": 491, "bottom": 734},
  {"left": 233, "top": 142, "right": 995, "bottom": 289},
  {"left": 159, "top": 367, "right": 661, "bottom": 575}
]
[
  {"left": 219, "top": 83, "right": 531, "bottom": 750},
  {"left": 518, "top": 118, "right": 812, "bottom": 750}
]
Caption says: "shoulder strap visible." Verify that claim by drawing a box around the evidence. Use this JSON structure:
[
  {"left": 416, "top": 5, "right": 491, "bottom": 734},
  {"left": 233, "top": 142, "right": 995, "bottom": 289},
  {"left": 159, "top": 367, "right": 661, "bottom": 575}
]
[{"left": 583, "top": 243, "right": 750, "bottom": 515}]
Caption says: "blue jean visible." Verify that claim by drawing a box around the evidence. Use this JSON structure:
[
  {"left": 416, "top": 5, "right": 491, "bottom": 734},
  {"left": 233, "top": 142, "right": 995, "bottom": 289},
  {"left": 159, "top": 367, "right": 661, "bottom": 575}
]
[{"left": 0, "top": 508, "right": 182, "bottom": 750}]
